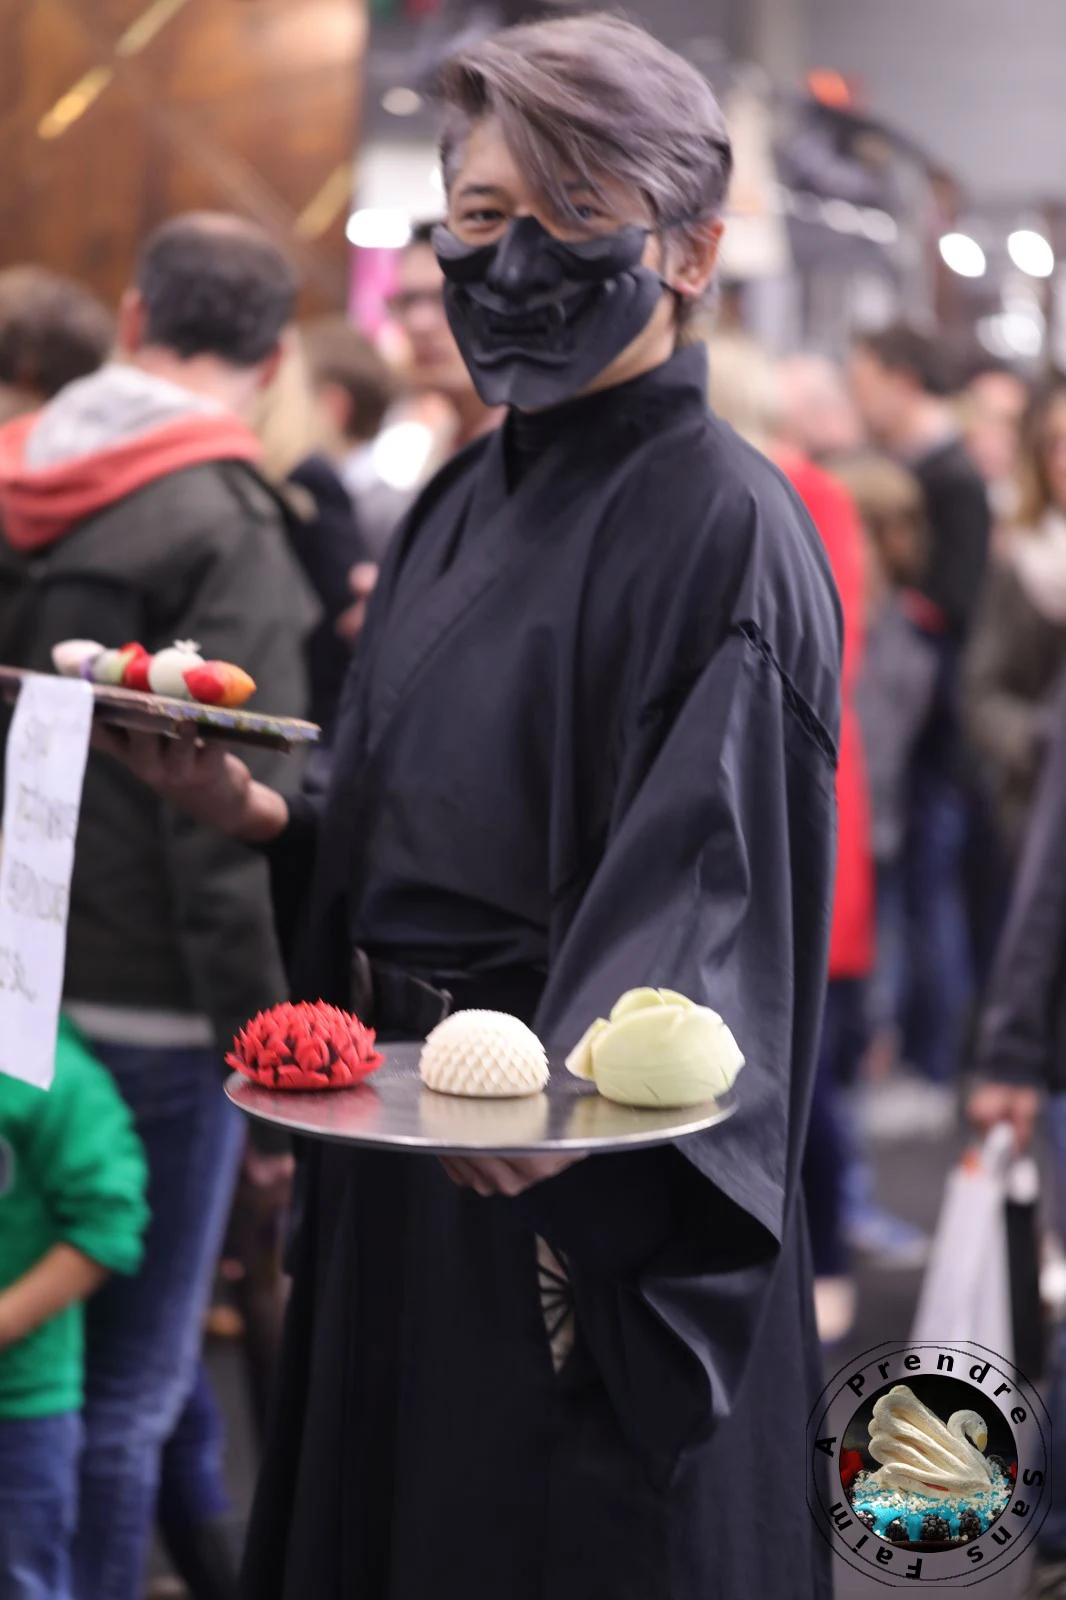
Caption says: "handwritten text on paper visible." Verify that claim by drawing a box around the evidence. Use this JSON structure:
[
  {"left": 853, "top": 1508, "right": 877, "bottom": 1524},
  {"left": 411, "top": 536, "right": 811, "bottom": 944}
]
[{"left": 0, "top": 676, "right": 93, "bottom": 1089}]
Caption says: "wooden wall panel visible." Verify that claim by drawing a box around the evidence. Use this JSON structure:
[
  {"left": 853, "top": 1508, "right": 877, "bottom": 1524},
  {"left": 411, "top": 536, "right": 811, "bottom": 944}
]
[{"left": 0, "top": 0, "right": 366, "bottom": 311}]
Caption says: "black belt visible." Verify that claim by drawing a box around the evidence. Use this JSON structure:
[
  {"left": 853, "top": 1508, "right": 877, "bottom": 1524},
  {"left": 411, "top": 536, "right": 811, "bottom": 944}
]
[
  {"left": 348, "top": 949, "right": 546, "bottom": 1039},
  {"left": 349, "top": 949, "right": 453, "bottom": 1041}
]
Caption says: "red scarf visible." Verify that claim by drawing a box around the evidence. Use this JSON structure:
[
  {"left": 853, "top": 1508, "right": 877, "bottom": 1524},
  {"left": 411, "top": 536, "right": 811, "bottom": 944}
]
[{"left": 0, "top": 411, "right": 263, "bottom": 552}]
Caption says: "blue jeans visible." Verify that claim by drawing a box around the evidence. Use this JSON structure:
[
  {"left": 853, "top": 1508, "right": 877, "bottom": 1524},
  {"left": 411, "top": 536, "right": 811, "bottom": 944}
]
[
  {"left": 72, "top": 1045, "right": 244, "bottom": 1600},
  {"left": 159, "top": 1360, "right": 231, "bottom": 1531},
  {"left": 900, "top": 765, "right": 973, "bottom": 1082},
  {"left": 1038, "top": 1094, "right": 1066, "bottom": 1557},
  {"left": 0, "top": 1411, "right": 82, "bottom": 1599}
]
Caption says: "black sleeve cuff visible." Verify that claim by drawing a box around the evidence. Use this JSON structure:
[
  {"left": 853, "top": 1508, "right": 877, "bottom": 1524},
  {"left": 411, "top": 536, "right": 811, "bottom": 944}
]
[
  {"left": 504, "top": 1146, "right": 690, "bottom": 1279},
  {"left": 261, "top": 792, "right": 319, "bottom": 864},
  {"left": 261, "top": 793, "right": 322, "bottom": 978}
]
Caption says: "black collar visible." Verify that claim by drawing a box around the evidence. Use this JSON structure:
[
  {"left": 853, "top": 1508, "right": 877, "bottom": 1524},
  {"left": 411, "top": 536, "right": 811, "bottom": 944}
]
[{"left": 503, "top": 341, "right": 709, "bottom": 475}]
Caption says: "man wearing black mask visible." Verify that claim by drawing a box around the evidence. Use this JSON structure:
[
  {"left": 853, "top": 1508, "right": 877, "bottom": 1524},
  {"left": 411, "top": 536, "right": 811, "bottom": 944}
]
[{"left": 106, "top": 17, "right": 841, "bottom": 1598}]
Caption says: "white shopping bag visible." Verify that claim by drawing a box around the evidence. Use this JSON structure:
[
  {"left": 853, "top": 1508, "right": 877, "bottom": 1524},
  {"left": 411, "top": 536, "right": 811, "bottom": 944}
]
[{"left": 910, "top": 1124, "right": 1014, "bottom": 1361}]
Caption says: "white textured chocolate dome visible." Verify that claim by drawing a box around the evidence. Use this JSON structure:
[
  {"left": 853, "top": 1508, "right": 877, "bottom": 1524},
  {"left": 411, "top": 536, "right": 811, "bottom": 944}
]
[{"left": 419, "top": 1011, "right": 549, "bottom": 1098}]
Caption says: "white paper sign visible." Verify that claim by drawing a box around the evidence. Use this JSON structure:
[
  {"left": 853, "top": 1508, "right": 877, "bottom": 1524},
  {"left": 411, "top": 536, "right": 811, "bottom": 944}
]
[{"left": 0, "top": 675, "right": 93, "bottom": 1089}]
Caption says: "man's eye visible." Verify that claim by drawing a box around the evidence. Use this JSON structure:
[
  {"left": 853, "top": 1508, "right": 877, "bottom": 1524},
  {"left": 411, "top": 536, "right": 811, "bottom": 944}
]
[{"left": 463, "top": 209, "right": 506, "bottom": 225}]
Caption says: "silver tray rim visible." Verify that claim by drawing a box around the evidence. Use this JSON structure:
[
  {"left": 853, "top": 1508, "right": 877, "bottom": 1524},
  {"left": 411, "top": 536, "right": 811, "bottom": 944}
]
[{"left": 224, "top": 1041, "right": 739, "bottom": 1156}]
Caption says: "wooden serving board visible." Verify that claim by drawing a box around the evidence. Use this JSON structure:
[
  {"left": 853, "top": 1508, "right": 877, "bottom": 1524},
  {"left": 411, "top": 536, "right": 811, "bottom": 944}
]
[{"left": 0, "top": 668, "right": 320, "bottom": 753}]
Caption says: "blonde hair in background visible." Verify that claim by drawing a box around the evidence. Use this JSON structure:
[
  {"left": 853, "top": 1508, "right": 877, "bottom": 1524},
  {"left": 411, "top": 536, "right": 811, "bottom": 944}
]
[
  {"left": 250, "top": 325, "right": 327, "bottom": 485},
  {"left": 834, "top": 451, "right": 928, "bottom": 587},
  {"left": 705, "top": 331, "right": 779, "bottom": 454},
  {"left": 1015, "top": 379, "right": 1066, "bottom": 529}
]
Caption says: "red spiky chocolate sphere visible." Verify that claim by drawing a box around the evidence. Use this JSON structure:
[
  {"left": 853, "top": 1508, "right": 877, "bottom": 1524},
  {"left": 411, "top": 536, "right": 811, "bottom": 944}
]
[{"left": 227, "top": 1001, "right": 383, "bottom": 1091}]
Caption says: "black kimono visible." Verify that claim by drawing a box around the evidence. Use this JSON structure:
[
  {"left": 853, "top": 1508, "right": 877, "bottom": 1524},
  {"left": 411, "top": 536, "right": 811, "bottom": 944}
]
[{"left": 243, "top": 346, "right": 841, "bottom": 1600}]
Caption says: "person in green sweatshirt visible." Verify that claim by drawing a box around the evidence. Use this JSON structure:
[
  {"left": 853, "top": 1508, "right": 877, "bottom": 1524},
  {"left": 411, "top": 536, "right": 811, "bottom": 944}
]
[{"left": 0, "top": 1014, "right": 148, "bottom": 1600}]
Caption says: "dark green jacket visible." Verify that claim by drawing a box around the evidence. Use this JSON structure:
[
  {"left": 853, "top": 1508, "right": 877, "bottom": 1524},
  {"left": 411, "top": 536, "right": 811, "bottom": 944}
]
[{"left": 0, "top": 461, "right": 318, "bottom": 1051}]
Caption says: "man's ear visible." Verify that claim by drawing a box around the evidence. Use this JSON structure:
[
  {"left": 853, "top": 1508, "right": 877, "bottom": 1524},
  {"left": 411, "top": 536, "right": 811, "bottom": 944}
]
[
  {"left": 256, "top": 345, "right": 284, "bottom": 391},
  {"left": 669, "top": 219, "right": 725, "bottom": 301},
  {"left": 316, "top": 379, "right": 355, "bottom": 440},
  {"left": 117, "top": 289, "right": 147, "bottom": 356}
]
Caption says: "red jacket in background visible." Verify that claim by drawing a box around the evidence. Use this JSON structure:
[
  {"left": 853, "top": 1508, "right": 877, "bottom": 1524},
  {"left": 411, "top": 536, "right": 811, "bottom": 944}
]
[{"left": 778, "top": 450, "right": 875, "bottom": 979}]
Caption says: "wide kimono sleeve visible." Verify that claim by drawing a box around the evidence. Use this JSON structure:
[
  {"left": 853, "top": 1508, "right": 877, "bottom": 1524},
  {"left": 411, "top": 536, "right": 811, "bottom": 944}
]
[
  {"left": 519, "top": 509, "right": 841, "bottom": 1483},
  {"left": 263, "top": 489, "right": 424, "bottom": 991}
]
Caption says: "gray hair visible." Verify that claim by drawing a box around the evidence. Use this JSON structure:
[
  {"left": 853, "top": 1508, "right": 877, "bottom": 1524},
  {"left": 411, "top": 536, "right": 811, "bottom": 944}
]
[{"left": 437, "top": 14, "right": 732, "bottom": 326}]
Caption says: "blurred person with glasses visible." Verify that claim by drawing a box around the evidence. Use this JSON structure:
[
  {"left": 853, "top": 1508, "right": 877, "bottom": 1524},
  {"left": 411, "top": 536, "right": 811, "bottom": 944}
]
[
  {"left": 312, "top": 231, "right": 504, "bottom": 566},
  {"left": 339, "top": 225, "right": 507, "bottom": 557},
  {"left": 386, "top": 222, "right": 503, "bottom": 458}
]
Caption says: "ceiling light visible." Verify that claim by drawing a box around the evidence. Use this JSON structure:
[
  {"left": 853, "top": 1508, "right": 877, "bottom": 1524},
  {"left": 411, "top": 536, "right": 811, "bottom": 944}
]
[
  {"left": 37, "top": 66, "right": 115, "bottom": 140},
  {"left": 1007, "top": 229, "right": 1054, "bottom": 279},
  {"left": 977, "top": 310, "right": 1044, "bottom": 360},
  {"left": 295, "top": 165, "right": 352, "bottom": 241},
  {"left": 822, "top": 199, "right": 861, "bottom": 235},
  {"left": 938, "top": 232, "right": 987, "bottom": 279},
  {"left": 115, "top": 0, "right": 190, "bottom": 57},
  {"left": 371, "top": 421, "right": 436, "bottom": 490},
  {"left": 381, "top": 87, "right": 423, "bottom": 117},
  {"left": 858, "top": 209, "right": 899, "bottom": 245},
  {"left": 345, "top": 209, "right": 412, "bottom": 249}
]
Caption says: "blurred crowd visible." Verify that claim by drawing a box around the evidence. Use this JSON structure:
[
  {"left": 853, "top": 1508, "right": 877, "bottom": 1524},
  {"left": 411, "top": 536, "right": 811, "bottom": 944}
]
[
  {"left": 1, "top": 212, "right": 1066, "bottom": 1599},
  {"left": 709, "top": 320, "right": 1066, "bottom": 1349}
]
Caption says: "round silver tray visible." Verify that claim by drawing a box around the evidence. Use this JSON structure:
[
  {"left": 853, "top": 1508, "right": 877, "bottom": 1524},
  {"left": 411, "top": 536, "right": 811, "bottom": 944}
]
[{"left": 225, "top": 1041, "right": 738, "bottom": 1156}]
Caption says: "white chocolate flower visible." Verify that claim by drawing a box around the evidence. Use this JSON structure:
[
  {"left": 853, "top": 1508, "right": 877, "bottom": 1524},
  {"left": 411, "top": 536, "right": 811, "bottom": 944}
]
[{"left": 565, "top": 987, "right": 744, "bottom": 1108}]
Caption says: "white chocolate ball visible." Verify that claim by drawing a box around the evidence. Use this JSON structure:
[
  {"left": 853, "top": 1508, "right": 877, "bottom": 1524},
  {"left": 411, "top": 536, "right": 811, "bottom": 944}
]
[
  {"left": 148, "top": 642, "right": 203, "bottom": 699},
  {"left": 52, "top": 639, "right": 103, "bottom": 678},
  {"left": 419, "top": 1011, "right": 549, "bottom": 1098}
]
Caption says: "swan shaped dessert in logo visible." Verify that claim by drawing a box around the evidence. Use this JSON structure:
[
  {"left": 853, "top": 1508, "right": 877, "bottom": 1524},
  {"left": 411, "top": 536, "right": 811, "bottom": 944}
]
[
  {"left": 845, "top": 1382, "right": 1014, "bottom": 1546},
  {"left": 868, "top": 1385, "right": 993, "bottom": 1498},
  {"left": 845, "top": 1382, "right": 1011, "bottom": 1542}
]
